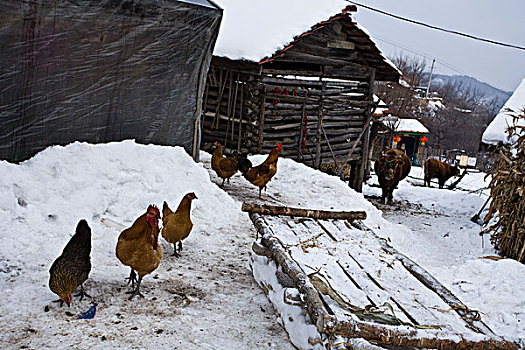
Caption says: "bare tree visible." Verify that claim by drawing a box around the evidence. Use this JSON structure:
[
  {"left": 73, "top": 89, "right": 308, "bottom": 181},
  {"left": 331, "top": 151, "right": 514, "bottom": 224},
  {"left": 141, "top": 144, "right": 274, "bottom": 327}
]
[{"left": 376, "top": 54, "right": 502, "bottom": 154}]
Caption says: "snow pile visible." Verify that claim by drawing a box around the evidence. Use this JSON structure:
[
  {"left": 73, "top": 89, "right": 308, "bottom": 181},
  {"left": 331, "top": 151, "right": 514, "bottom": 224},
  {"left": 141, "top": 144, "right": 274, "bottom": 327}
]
[
  {"left": 0, "top": 141, "right": 293, "bottom": 349},
  {"left": 482, "top": 77, "right": 525, "bottom": 145}
]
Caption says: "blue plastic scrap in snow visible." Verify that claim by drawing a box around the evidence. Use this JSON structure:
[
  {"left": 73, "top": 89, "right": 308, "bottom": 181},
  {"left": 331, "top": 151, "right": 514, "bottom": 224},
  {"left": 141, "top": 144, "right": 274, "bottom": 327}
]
[{"left": 78, "top": 303, "right": 98, "bottom": 319}]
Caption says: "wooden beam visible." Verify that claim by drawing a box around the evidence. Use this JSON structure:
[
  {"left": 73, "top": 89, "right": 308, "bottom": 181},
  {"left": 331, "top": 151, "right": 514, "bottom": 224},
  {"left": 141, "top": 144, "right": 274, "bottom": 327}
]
[{"left": 242, "top": 203, "right": 367, "bottom": 220}]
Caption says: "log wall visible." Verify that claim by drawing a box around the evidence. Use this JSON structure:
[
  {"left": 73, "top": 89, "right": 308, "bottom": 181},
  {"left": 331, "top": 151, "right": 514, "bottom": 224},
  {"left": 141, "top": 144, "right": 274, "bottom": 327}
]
[{"left": 201, "top": 64, "right": 374, "bottom": 183}]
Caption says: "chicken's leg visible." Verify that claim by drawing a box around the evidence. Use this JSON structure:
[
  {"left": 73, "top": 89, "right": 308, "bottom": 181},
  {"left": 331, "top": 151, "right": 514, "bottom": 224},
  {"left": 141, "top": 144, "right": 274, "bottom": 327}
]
[
  {"left": 52, "top": 299, "right": 65, "bottom": 307},
  {"left": 178, "top": 241, "right": 183, "bottom": 252},
  {"left": 75, "top": 284, "right": 91, "bottom": 301},
  {"left": 125, "top": 269, "right": 138, "bottom": 289},
  {"left": 172, "top": 243, "right": 181, "bottom": 257},
  {"left": 126, "top": 276, "right": 144, "bottom": 300}
]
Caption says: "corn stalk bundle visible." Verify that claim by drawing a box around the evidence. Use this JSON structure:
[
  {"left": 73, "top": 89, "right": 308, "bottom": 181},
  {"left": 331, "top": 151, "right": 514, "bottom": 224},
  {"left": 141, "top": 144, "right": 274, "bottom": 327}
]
[{"left": 483, "top": 110, "right": 525, "bottom": 262}]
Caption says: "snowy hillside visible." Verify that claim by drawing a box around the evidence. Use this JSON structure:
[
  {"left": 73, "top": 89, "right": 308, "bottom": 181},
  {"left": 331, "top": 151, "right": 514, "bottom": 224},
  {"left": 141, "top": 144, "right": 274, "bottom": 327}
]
[{"left": 429, "top": 74, "right": 511, "bottom": 106}]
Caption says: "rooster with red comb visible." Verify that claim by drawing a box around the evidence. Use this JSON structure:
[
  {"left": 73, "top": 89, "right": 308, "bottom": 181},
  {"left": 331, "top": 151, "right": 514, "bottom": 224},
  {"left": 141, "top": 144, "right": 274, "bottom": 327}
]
[{"left": 116, "top": 204, "right": 162, "bottom": 300}]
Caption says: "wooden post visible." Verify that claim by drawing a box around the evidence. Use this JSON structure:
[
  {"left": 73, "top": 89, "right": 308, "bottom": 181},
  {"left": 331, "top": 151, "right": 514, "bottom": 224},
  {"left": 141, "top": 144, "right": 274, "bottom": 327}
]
[
  {"left": 314, "top": 79, "right": 325, "bottom": 169},
  {"left": 237, "top": 81, "right": 244, "bottom": 152},
  {"left": 354, "top": 69, "right": 375, "bottom": 191},
  {"left": 242, "top": 202, "right": 366, "bottom": 220},
  {"left": 213, "top": 69, "right": 228, "bottom": 129},
  {"left": 258, "top": 86, "right": 266, "bottom": 153},
  {"left": 225, "top": 72, "right": 240, "bottom": 147}
]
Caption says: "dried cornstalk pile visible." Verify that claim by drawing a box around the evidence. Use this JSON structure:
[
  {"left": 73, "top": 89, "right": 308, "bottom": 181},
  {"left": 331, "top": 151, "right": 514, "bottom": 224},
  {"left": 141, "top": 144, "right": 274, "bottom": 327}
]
[{"left": 483, "top": 110, "right": 525, "bottom": 262}]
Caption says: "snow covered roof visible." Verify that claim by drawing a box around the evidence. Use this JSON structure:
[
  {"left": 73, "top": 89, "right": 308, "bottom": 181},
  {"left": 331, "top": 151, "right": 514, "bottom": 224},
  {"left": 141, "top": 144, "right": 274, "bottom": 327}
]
[
  {"left": 213, "top": 0, "right": 350, "bottom": 61},
  {"left": 396, "top": 118, "right": 429, "bottom": 134},
  {"left": 212, "top": 0, "right": 399, "bottom": 80},
  {"left": 482, "top": 78, "right": 525, "bottom": 145},
  {"left": 373, "top": 95, "right": 392, "bottom": 117}
]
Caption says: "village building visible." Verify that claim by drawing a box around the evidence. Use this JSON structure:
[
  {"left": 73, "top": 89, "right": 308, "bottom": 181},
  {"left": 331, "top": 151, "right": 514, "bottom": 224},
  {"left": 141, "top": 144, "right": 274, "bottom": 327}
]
[
  {"left": 393, "top": 118, "right": 430, "bottom": 165},
  {"left": 482, "top": 77, "right": 525, "bottom": 147},
  {"left": 201, "top": 1, "right": 400, "bottom": 191}
]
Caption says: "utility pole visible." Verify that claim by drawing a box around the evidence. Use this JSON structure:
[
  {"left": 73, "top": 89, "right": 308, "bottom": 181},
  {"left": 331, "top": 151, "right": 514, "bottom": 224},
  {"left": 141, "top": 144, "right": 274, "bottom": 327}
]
[{"left": 425, "top": 58, "right": 435, "bottom": 98}]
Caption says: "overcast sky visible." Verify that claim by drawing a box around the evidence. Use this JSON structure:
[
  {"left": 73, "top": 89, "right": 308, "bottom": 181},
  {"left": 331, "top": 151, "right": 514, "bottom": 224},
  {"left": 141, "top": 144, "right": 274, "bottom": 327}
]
[{"left": 349, "top": 0, "right": 525, "bottom": 92}]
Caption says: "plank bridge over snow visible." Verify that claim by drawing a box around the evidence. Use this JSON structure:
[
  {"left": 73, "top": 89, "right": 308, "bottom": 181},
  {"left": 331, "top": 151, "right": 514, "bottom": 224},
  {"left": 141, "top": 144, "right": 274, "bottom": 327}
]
[{"left": 245, "top": 204, "right": 520, "bottom": 349}]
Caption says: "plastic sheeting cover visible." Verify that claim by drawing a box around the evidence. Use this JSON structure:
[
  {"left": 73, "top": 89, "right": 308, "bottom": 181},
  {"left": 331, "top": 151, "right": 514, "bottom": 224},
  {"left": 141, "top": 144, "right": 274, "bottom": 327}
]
[{"left": 0, "top": 0, "right": 222, "bottom": 162}]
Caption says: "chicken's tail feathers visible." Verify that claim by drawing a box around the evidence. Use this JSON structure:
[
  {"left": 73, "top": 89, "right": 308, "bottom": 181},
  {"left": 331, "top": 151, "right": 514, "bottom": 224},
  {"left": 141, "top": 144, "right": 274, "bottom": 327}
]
[
  {"left": 76, "top": 219, "right": 91, "bottom": 237},
  {"left": 162, "top": 201, "right": 172, "bottom": 215},
  {"left": 236, "top": 154, "right": 252, "bottom": 174}
]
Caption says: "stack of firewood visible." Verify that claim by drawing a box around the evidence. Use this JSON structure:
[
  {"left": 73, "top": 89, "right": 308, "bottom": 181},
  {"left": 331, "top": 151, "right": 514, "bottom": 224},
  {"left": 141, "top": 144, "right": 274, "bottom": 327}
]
[{"left": 483, "top": 109, "right": 525, "bottom": 263}]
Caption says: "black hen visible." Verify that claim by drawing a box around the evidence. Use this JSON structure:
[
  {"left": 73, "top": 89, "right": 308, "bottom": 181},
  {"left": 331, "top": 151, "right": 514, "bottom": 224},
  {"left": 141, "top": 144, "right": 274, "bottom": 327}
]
[
  {"left": 49, "top": 219, "right": 92, "bottom": 307},
  {"left": 235, "top": 153, "right": 252, "bottom": 174}
]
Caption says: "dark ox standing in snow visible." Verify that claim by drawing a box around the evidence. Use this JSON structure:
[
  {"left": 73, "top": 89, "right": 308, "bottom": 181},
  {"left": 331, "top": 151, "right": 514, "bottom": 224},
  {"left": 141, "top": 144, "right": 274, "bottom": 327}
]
[
  {"left": 424, "top": 158, "right": 461, "bottom": 188},
  {"left": 374, "top": 149, "right": 411, "bottom": 204}
]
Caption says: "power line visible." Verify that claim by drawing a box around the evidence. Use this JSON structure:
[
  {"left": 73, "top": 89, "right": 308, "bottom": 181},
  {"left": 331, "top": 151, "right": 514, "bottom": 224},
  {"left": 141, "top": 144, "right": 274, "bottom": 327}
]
[
  {"left": 345, "top": 0, "right": 525, "bottom": 51},
  {"left": 370, "top": 34, "right": 473, "bottom": 76}
]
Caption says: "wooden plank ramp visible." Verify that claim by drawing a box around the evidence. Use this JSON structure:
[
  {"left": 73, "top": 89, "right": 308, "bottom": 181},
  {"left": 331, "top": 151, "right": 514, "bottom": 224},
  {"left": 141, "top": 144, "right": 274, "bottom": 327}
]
[{"left": 244, "top": 203, "right": 521, "bottom": 350}]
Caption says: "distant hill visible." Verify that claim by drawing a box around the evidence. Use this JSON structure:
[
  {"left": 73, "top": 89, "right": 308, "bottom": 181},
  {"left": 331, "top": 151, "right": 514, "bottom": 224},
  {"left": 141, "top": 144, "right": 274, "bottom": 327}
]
[{"left": 424, "top": 74, "right": 512, "bottom": 107}]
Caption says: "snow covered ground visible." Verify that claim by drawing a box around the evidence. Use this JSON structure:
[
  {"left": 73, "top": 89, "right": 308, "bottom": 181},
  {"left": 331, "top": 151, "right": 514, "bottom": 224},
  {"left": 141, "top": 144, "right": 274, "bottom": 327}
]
[
  {"left": 0, "top": 141, "right": 294, "bottom": 350},
  {"left": 0, "top": 141, "right": 523, "bottom": 349}
]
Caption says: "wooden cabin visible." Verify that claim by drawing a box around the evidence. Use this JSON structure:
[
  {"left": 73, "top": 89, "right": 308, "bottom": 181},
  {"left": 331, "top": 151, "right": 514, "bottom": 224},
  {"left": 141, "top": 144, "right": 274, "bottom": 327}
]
[{"left": 201, "top": 4, "right": 400, "bottom": 191}]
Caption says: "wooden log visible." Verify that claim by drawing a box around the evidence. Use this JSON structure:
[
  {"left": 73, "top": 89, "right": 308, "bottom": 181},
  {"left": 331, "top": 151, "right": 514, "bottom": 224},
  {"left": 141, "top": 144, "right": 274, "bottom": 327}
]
[
  {"left": 242, "top": 203, "right": 367, "bottom": 220},
  {"left": 338, "top": 112, "right": 373, "bottom": 179},
  {"left": 448, "top": 168, "right": 468, "bottom": 190},
  {"left": 249, "top": 213, "right": 520, "bottom": 350},
  {"left": 259, "top": 145, "right": 363, "bottom": 159},
  {"left": 213, "top": 69, "right": 228, "bottom": 129},
  {"left": 264, "top": 122, "right": 363, "bottom": 133},
  {"left": 262, "top": 75, "right": 369, "bottom": 88},
  {"left": 265, "top": 113, "right": 365, "bottom": 122},
  {"left": 250, "top": 213, "right": 333, "bottom": 330},
  {"left": 327, "top": 319, "right": 520, "bottom": 350},
  {"left": 324, "top": 109, "right": 366, "bottom": 117}
]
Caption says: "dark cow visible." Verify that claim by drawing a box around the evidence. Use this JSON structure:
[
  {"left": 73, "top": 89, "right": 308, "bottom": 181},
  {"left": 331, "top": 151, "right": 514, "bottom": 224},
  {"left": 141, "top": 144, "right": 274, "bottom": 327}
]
[
  {"left": 374, "top": 149, "right": 411, "bottom": 204},
  {"left": 424, "top": 158, "right": 461, "bottom": 188}
]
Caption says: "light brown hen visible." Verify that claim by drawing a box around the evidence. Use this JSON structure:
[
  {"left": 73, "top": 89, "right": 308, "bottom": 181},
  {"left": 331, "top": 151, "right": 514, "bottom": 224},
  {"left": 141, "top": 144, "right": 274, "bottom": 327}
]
[
  {"left": 161, "top": 193, "right": 197, "bottom": 257},
  {"left": 211, "top": 141, "right": 239, "bottom": 185}
]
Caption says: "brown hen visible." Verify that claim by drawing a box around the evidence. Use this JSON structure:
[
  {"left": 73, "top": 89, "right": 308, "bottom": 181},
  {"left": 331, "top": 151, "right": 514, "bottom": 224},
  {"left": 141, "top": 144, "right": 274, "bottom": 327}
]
[
  {"left": 211, "top": 141, "right": 239, "bottom": 185},
  {"left": 161, "top": 193, "right": 197, "bottom": 257},
  {"left": 116, "top": 205, "right": 162, "bottom": 300}
]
